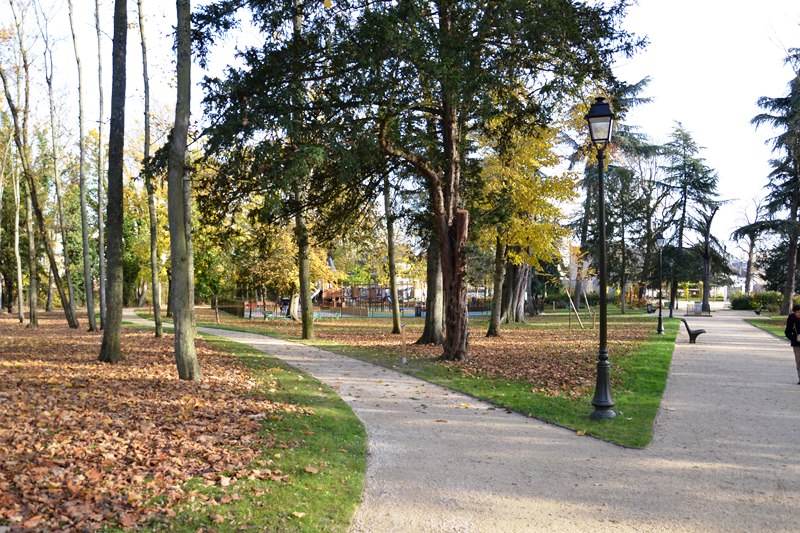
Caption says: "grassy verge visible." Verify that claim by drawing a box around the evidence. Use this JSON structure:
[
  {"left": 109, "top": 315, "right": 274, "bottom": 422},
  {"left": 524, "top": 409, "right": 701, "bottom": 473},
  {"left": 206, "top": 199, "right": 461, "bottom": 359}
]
[
  {"left": 135, "top": 330, "right": 366, "bottom": 532},
  {"left": 307, "top": 318, "right": 679, "bottom": 448},
  {"left": 138, "top": 310, "right": 678, "bottom": 448},
  {"left": 746, "top": 315, "right": 788, "bottom": 339}
]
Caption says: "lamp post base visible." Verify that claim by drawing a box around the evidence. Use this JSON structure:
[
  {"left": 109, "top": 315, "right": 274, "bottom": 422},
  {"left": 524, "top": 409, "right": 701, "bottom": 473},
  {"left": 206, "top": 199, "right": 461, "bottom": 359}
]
[
  {"left": 590, "top": 407, "right": 617, "bottom": 420},
  {"left": 590, "top": 357, "right": 615, "bottom": 420}
]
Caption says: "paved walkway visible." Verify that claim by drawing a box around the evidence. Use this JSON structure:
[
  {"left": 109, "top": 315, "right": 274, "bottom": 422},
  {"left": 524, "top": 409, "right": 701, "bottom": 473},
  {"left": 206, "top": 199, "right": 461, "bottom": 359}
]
[{"left": 124, "top": 310, "right": 800, "bottom": 532}]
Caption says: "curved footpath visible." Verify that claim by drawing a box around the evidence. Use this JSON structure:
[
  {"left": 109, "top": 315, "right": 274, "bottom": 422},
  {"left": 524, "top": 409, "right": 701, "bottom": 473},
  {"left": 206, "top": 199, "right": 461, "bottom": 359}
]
[{"left": 123, "top": 310, "right": 800, "bottom": 532}]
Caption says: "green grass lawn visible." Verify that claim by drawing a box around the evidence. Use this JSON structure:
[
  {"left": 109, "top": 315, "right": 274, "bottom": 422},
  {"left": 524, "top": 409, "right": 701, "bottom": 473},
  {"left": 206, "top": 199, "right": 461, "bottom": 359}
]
[
  {"left": 307, "top": 316, "right": 679, "bottom": 448},
  {"left": 139, "top": 309, "right": 678, "bottom": 449},
  {"left": 123, "top": 327, "right": 367, "bottom": 532},
  {"left": 746, "top": 315, "right": 789, "bottom": 339}
]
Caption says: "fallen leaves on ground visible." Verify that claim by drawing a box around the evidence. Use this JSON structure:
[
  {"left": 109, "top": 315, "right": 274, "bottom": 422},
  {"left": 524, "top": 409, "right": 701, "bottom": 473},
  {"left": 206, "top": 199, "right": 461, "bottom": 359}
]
[
  {"left": 0, "top": 312, "right": 303, "bottom": 531},
  {"left": 196, "top": 308, "right": 653, "bottom": 397}
]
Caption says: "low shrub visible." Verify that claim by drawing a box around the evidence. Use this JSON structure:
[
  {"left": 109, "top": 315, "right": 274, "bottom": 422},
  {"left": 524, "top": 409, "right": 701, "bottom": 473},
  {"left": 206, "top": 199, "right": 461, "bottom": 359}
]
[{"left": 730, "top": 291, "right": 783, "bottom": 312}]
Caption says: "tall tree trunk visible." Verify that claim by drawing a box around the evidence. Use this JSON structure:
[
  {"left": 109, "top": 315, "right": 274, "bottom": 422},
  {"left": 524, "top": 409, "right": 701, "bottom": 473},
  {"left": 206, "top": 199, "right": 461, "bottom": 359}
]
[
  {"left": 0, "top": 133, "right": 7, "bottom": 313},
  {"left": 575, "top": 182, "right": 592, "bottom": 310},
  {"left": 99, "top": 0, "right": 128, "bottom": 363},
  {"left": 783, "top": 185, "right": 800, "bottom": 315},
  {"left": 168, "top": 0, "right": 201, "bottom": 380},
  {"left": 46, "top": 267, "right": 53, "bottom": 312},
  {"left": 294, "top": 184, "right": 313, "bottom": 339},
  {"left": 25, "top": 191, "right": 37, "bottom": 328},
  {"left": 500, "top": 262, "right": 513, "bottom": 323},
  {"left": 290, "top": 0, "right": 313, "bottom": 341},
  {"left": 69, "top": 0, "right": 98, "bottom": 331},
  {"left": 0, "top": 5, "right": 79, "bottom": 329},
  {"left": 41, "top": 13, "right": 78, "bottom": 323},
  {"left": 95, "top": 0, "right": 107, "bottom": 328},
  {"left": 12, "top": 163, "right": 23, "bottom": 324},
  {"left": 486, "top": 236, "right": 506, "bottom": 337},
  {"left": 745, "top": 237, "right": 755, "bottom": 294},
  {"left": 138, "top": 0, "right": 163, "bottom": 337},
  {"left": 377, "top": 4, "right": 469, "bottom": 360},
  {"left": 383, "top": 173, "right": 401, "bottom": 334},
  {"left": 416, "top": 235, "right": 443, "bottom": 345},
  {"left": 511, "top": 264, "right": 529, "bottom": 322},
  {"left": 619, "top": 226, "right": 627, "bottom": 314}
]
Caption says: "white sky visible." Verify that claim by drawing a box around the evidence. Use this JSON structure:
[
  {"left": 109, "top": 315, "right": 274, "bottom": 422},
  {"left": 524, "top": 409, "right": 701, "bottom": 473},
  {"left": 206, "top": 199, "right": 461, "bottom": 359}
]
[{"left": 614, "top": 1, "right": 800, "bottom": 256}]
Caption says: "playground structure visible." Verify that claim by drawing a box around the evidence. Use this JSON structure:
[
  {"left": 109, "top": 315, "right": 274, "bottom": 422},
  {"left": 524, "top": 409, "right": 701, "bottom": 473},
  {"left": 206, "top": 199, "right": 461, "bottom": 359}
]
[{"left": 217, "top": 282, "right": 493, "bottom": 319}]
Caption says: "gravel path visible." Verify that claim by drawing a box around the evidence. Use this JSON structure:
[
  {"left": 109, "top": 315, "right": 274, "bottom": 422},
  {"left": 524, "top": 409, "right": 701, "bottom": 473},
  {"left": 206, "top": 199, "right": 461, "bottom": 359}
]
[{"left": 126, "top": 310, "right": 800, "bottom": 532}]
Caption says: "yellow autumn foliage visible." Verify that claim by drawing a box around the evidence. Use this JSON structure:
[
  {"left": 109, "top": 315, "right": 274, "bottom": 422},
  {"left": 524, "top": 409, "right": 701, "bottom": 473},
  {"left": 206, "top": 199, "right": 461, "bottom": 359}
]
[{"left": 474, "top": 127, "right": 577, "bottom": 266}]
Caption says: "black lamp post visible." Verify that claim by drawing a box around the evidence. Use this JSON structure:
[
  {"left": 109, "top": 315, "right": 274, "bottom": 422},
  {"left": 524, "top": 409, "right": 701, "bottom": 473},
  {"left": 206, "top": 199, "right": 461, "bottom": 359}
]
[
  {"left": 586, "top": 97, "right": 615, "bottom": 420},
  {"left": 655, "top": 232, "right": 665, "bottom": 335}
]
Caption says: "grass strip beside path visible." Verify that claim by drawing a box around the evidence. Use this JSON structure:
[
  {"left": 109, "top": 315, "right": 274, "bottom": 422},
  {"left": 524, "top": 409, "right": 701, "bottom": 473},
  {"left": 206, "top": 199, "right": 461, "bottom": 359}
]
[
  {"left": 161, "top": 309, "right": 679, "bottom": 448},
  {"left": 745, "top": 315, "right": 788, "bottom": 339},
  {"left": 170, "top": 336, "right": 366, "bottom": 532}
]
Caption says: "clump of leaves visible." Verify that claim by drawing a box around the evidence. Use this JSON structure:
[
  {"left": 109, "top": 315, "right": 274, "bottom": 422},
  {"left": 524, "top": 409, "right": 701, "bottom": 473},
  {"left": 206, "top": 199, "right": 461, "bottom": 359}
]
[{"left": 0, "top": 314, "right": 304, "bottom": 530}]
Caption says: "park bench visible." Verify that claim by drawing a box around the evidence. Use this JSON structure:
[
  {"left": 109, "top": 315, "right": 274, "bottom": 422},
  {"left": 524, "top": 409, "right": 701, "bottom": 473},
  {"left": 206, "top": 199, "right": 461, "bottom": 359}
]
[{"left": 680, "top": 318, "right": 706, "bottom": 344}]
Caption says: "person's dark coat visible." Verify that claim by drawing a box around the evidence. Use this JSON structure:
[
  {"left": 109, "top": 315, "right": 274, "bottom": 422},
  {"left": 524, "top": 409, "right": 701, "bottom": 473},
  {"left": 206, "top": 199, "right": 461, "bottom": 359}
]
[{"left": 784, "top": 313, "right": 800, "bottom": 346}]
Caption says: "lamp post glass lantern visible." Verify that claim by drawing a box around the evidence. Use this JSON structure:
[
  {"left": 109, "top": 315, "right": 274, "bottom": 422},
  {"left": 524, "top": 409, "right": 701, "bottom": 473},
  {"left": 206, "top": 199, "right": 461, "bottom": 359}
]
[
  {"left": 585, "top": 97, "right": 615, "bottom": 420},
  {"left": 655, "top": 232, "right": 665, "bottom": 335}
]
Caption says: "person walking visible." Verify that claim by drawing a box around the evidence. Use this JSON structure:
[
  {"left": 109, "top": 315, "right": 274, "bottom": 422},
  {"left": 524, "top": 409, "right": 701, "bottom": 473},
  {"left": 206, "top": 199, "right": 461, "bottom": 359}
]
[{"left": 784, "top": 304, "right": 800, "bottom": 384}]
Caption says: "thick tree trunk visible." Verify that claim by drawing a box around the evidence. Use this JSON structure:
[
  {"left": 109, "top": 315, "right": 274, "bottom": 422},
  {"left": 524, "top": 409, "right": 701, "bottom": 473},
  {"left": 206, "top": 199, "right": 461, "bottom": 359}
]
[
  {"left": 486, "top": 237, "right": 506, "bottom": 337},
  {"left": 416, "top": 235, "right": 443, "bottom": 345},
  {"left": 511, "top": 264, "right": 529, "bottom": 323},
  {"left": 383, "top": 173, "right": 401, "bottom": 334},
  {"left": 138, "top": 0, "right": 162, "bottom": 337},
  {"left": 440, "top": 209, "right": 469, "bottom": 360},
  {"left": 25, "top": 192, "right": 37, "bottom": 328},
  {"left": 99, "top": 0, "right": 128, "bottom": 363},
  {"left": 168, "top": 0, "right": 201, "bottom": 380},
  {"left": 96, "top": 0, "right": 107, "bottom": 329},
  {"left": 500, "top": 262, "right": 513, "bottom": 323},
  {"left": 377, "top": 3, "right": 468, "bottom": 359},
  {"left": 69, "top": 0, "right": 98, "bottom": 331}
]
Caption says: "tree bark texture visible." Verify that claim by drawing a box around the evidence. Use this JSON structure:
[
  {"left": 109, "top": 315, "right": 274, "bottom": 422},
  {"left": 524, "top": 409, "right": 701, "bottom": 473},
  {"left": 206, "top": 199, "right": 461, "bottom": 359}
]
[
  {"left": 511, "top": 264, "right": 529, "bottom": 323},
  {"left": 25, "top": 191, "right": 37, "bottom": 328},
  {"left": 168, "top": 0, "right": 201, "bottom": 380},
  {"left": 138, "top": 0, "right": 163, "bottom": 337},
  {"left": 12, "top": 164, "right": 23, "bottom": 324},
  {"left": 378, "top": 3, "right": 470, "bottom": 360},
  {"left": 416, "top": 234, "right": 444, "bottom": 345},
  {"left": 0, "top": 135, "right": 7, "bottom": 312},
  {"left": 294, "top": 185, "right": 314, "bottom": 340},
  {"left": 486, "top": 237, "right": 506, "bottom": 337},
  {"left": 99, "top": 0, "right": 128, "bottom": 363},
  {"left": 383, "top": 173, "right": 401, "bottom": 334},
  {"left": 96, "top": 0, "right": 107, "bottom": 328},
  {"left": 43, "top": 22, "right": 78, "bottom": 323},
  {"left": 69, "top": 0, "right": 98, "bottom": 331}
]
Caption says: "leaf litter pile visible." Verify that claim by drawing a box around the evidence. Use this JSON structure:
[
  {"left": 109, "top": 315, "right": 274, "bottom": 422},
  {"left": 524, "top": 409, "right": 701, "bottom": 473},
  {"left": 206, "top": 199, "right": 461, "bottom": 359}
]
[
  {"left": 196, "top": 308, "right": 654, "bottom": 396},
  {"left": 0, "top": 313, "right": 304, "bottom": 531}
]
